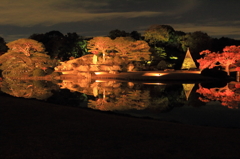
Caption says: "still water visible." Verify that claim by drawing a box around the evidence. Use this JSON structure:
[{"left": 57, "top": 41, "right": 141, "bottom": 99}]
[{"left": 1, "top": 78, "right": 240, "bottom": 128}]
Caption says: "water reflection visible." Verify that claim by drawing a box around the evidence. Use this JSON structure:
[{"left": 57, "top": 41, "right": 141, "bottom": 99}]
[
  {"left": 196, "top": 82, "right": 240, "bottom": 109},
  {"left": 2, "top": 78, "right": 240, "bottom": 128},
  {"left": 1, "top": 78, "right": 239, "bottom": 110},
  {"left": 1, "top": 78, "right": 58, "bottom": 100},
  {"left": 58, "top": 79, "right": 191, "bottom": 112}
]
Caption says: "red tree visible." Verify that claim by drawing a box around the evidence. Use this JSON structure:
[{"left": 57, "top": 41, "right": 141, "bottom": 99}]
[
  {"left": 197, "top": 45, "right": 240, "bottom": 75},
  {"left": 196, "top": 83, "right": 240, "bottom": 109}
]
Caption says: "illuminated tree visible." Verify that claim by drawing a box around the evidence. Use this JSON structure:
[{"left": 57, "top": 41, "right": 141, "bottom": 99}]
[
  {"left": 114, "top": 37, "right": 151, "bottom": 61},
  {"left": 87, "top": 37, "right": 114, "bottom": 62},
  {"left": 0, "top": 39, "right": 53, "bottom": 78},
  {"left": 197, "top": 45, "right": 240, "bottom": 75},
  {"left": 113, "top": 37, "right": 134, "bottom": 57},
  {"left": 153, "top": 46, "right": 167, "bottom": 60},
  {"left": 127, "top": 40, "right": 151, "bottom": 61},
  {"left": 144, "top": 25, "right": 175, "bottom": 45},
  {"left": 7, "top": 38, "right": 45, "bottom": 56},
  {"left": 218, "top": 45, "right": 240, "bottom": 75},
  {"left": 197, "top": 50, "right": 218, "bottom": 70},
  {"left": 181, "top": 48, "right": 197, "bottom": 70}
]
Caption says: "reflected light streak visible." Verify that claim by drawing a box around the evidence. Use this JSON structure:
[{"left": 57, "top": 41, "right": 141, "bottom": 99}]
[
  {"left": 142, "top": 73, "right": 169, "bottom": 76},
  {"left": 143, "top": 83, "right": 166, "bottom": 85},
  {"left": 95, "top": 80, "right": 107, "bottom": 82},
  {"left": 95, "top": 72, "right": 109, "bottom": 75}
]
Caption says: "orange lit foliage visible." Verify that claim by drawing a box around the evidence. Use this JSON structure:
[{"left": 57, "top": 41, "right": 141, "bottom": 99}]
[
  {"left": 114, "top": 37, "right": 151, "bottom": 61},
  {"left": 87, "top": 36, "right": 151, "bottom": 63},
  {"left": 88, "top": 90, "right": 151, "bottom": 111},
  {"left": 7, "top": 38, "right": 45, "bottom": 56},
  {"left": 196, "top": 83, "right": 240, "bottom": 109},
  {"left": 87, "top": 37, "right": 114, "bottom": 62},
  {"left": 197, "top": 45, "right": 240, "bottom": 75},
  {"left": 0, "top": 38, "right": 52, "bottom": 78},
  {"left": 1, "top": 78, "right": 54, "bottom": 100}
]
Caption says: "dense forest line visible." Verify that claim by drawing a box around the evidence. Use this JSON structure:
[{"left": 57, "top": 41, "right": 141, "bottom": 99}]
[{"left": 0, "top": 24, "right": 240, "bottom": 71}]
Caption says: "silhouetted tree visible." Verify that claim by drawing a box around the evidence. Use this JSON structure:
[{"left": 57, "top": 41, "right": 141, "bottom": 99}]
[
  {"left": 0, "top": 36, "right": 8, "bottom": 55},
  {"left": 130, "top": 31, "right": 142, "bottom": 40},
  {"left": 211, "top": 37, "right": 240, "bottom": 52},
  {"left": 60, "top": 32, "right": 87, "bottom": 61},
  {"left": 30, "top": 30, "right": 65, "bottom": 59},
  {"left": 109, "top": 29, "right": 130, "bottom": 39},
  {"left": 181, "top": 31, "right": 212, "bottom": 62}
]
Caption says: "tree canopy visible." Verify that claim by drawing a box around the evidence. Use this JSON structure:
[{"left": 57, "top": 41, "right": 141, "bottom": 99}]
[
  {"left": 144, "top": 25, "right": 175, "bottom": 45},
  {"left": 7, "top": 38, "right": 45, "bottom": 56},
  {"left": 0, "top": 38, "right": 53, "bottom": 78},
  {"left": 197, "top": 45, "right": 240, "bottom": 75},
  {"left": 87, "top": 36, "right": 151, "bottom": 62}
]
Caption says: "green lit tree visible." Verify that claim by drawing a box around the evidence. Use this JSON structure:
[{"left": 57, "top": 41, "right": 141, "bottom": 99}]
[
  {"left": 144, "top": 25, "right": 175, "bottom": 45},
  {"left": 60, "top": 32, "right": 88, "bottom": 61}
]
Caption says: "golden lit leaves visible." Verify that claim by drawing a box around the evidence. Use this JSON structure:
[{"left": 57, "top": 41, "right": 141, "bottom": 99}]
[
  {"left": 87, "top": 36, "right": 151, "bottom": 62},
  {"left": 7, "top": 38, "right": 45, "bottom": 56},
  {"left": 0, "top": 38, "right": 52, "bottom": 78}
]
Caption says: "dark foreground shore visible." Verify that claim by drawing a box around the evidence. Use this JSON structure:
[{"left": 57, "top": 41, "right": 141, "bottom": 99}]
[{"left": 1, "top": 94, "right": 240, "bottom": 159}]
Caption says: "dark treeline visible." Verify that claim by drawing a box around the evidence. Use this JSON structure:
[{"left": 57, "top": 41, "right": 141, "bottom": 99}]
[{"left": 0, "top": 25, "right": 240, "bottom": 69}]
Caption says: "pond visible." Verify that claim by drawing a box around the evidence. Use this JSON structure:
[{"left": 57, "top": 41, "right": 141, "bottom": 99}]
[{"left": 1, "top": 78, "right": 240, "bottom": 128}]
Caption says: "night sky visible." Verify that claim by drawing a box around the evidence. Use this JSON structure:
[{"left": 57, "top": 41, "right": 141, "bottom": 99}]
[{"left": 0, "top": 0, "right": 240, "bottom": 42}]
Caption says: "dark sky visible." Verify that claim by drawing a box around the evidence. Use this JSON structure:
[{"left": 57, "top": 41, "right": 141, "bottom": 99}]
[{"left": 0, "top": 0, "right": 240, "bottom": 42}]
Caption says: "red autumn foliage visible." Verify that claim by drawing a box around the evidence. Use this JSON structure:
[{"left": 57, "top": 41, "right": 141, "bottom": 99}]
[
  {"left": 196, "top": 83, "right": 240, "bottom": 109},
  {"left": 197, "top": 45, "right": 240, "bottom": 75}
]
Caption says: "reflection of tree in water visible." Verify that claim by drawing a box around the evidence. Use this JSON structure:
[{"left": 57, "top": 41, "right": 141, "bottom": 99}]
[
  {"left": 88, "top": 82, "right": 187, "bottom": 112},
  {"left": 57, "top": 80, "right": 190, "bottom": 112},
  {"left": 196, "top": 82, "right": 240, "bottom": 109},
  {"left": 1, "top": 79, "right": 57, "bottom": 100},
  {"left": 89, "top": 90, "right": 151, "bottom": 111}
]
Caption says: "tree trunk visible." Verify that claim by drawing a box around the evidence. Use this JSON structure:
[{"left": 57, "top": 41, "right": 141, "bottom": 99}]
[
  {"left": 237, "top": 71, "right": 240, "bottom": 82},
  {"left": 225, "top": 65, "right": 230, "bottom": 76},
  {"left": 103, "top": 51, "right": 105, "bottom": 62},
  {"left": 93, "top": 54, "right": 98, "bottom": 64}
]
